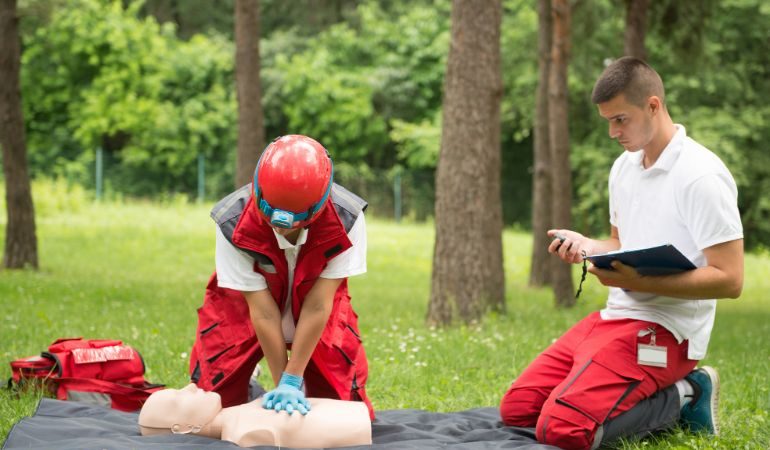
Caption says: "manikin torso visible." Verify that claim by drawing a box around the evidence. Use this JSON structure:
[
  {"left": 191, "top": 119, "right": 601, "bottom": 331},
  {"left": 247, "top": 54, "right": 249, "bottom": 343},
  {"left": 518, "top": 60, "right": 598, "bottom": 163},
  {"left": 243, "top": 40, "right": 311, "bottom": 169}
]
[{"left": 216, "top": 397, "right": 372, "bottom": 448}]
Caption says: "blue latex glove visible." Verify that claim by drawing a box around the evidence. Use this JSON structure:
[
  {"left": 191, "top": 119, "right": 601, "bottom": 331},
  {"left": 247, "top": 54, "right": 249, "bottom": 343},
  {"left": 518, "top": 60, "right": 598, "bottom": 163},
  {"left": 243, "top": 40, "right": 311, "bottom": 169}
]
[{"left": 262, "top": 372, "right": 311, "bottom": 415}]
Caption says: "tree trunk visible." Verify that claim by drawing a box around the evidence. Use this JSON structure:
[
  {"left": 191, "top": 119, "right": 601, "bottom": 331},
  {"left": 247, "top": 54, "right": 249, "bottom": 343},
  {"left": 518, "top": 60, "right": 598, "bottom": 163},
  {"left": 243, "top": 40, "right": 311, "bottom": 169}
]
[
  {"left": 428, "top": 0, "right": 505, "bottom": 325},
  {"left": 623, "top": 0, "right": 648, "bottom": 60},
  {"left": 0, "top": 0, "right": 38, "bottom": 270},
  {"left": 548, "top": 0, "right": 574, "bottom": 307},
  {"left": 529, "top": 0, "right": 553, "bottom": 287},
  {"left": 234, "top": 0, "right": 266, "bottom": 188}
]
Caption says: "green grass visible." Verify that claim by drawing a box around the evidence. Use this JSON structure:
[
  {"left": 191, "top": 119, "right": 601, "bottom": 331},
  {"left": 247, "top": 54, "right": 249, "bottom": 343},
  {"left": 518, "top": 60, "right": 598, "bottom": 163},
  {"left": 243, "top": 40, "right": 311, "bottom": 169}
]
[{"left": 1, "top": 200, "right": 769, "bottom": 449}]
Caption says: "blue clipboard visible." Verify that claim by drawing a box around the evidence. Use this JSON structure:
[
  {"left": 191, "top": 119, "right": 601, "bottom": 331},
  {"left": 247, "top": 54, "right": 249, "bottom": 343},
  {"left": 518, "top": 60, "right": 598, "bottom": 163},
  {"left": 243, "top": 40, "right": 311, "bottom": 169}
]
[{"left": 586, "top": 244, "right": 696, "bottom": 276}]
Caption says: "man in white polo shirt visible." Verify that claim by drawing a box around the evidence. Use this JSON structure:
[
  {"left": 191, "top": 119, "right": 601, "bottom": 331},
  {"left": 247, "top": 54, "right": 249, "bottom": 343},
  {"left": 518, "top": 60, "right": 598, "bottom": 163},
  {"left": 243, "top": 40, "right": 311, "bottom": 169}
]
[{"left": 499, "top": 57, "right": 743, "bottom": 449}]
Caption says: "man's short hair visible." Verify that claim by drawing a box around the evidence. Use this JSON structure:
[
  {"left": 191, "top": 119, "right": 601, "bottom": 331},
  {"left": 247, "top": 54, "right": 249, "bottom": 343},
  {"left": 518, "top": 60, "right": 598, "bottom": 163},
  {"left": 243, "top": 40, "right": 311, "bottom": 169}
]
[{"left": 591, "top": 57, "right": 665, "bottom": 108}]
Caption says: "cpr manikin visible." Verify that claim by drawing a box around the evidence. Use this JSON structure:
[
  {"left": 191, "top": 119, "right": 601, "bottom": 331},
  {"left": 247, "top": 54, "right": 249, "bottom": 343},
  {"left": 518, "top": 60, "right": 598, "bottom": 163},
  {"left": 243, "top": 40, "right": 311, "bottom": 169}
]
[{"left": 138, "top": 384, "right": 372, "bottom": 448}]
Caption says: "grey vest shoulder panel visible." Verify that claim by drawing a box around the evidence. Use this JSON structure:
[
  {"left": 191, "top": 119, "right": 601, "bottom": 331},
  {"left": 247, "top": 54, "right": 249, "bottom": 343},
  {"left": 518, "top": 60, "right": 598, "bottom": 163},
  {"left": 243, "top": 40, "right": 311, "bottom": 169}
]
[
  {"left": 210, "top": 184, "right": 272, "bottom": 264},
  {"left": 331, "top": 183, "right": 368, "bottom": 233},
  {"left": 210, "top": 184, "right": 252, "bottom": 243},
  {"left": 209, "top": 183, "right": 367, "bottom": 255}
]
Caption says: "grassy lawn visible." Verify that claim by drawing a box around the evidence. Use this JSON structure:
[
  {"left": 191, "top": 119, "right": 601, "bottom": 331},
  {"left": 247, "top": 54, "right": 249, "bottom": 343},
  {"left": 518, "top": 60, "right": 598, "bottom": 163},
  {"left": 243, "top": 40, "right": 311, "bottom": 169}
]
[{"left": 1, "top": 198, "right": 768, "bottom": 449}]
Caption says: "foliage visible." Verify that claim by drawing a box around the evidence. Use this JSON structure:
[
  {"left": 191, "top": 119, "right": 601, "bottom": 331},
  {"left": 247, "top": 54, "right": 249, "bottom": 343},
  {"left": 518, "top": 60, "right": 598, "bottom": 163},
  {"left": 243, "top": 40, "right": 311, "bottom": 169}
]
[
  {"left": 21, "top": 0, "right": 236, "bottom": 197},
  {"left": 275, "top": 45, "right": 389, "bottom": 165},
  {"left": 1, "top": 198, "right": 769, "bottom": 448},
  {"left": 261, "top": 0, "right": 450, "bottom": 169},
  {"left": 137, "top": 0, "right": 366, "bottom": 40},
  {"left": 389, "top": 113, "right": 441, "bottom": 169},
  {"left": 138, "top": 0, "right": 236, "bottom": 40},
  {"left": 12, "top": 0, "right": 770, "bottom": 245}
]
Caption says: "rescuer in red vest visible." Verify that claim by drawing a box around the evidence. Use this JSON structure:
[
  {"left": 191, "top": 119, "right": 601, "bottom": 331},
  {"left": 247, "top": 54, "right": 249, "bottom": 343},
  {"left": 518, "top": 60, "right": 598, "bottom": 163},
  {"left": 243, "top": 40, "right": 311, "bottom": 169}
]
[{"left": 189, "top": 135, "right": 374, "bottom": 419}]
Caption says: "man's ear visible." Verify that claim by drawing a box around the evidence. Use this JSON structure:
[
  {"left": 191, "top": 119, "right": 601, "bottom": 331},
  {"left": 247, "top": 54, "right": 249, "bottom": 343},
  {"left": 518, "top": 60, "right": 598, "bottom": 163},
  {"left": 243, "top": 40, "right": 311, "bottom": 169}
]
[{"left": 648, "top": 96, "right": 662, "bottom": 115}]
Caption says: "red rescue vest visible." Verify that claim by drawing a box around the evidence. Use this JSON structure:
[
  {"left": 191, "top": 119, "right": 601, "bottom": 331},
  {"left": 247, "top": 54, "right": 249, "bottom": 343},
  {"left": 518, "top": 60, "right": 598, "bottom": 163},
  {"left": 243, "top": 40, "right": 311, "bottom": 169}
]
[{"left": 190, "top": 184, "right": 373, "bottom": 419}]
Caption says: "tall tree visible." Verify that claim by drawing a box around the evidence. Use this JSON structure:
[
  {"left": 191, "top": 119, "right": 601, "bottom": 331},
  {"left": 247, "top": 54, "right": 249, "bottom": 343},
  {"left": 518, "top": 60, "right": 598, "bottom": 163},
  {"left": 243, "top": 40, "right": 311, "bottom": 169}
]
[
  {"left": 529, "top": 0, "right": 553, "bottom": 287},
  {"left": 234, "top": 0, "right": 266, "bottom": 188},
  {"left": 428, "top": 0, "right": 504, "bottom": 325},
  {"left": 624, "top": 0, "right": 649, "bottom": 59},
  {"left": 548, "top": 0, "right": 574, "bottom": 307},
  {"left": 0, "top": 0, "right": 38, "bottom": 269}
]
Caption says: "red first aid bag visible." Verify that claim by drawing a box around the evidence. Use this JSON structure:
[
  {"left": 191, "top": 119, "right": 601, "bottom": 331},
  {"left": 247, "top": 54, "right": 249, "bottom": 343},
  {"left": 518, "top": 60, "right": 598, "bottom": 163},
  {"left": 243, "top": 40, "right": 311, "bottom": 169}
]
[{"left": 9, "top": 337, "right": 164, "bottom": 411}]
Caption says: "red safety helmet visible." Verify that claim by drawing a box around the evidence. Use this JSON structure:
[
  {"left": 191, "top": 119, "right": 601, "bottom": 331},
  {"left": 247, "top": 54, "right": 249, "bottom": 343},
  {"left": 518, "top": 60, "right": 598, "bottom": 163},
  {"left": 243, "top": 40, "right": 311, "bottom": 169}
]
[{"left": 253, "top": 135, "right": 334, "bottom": 229}]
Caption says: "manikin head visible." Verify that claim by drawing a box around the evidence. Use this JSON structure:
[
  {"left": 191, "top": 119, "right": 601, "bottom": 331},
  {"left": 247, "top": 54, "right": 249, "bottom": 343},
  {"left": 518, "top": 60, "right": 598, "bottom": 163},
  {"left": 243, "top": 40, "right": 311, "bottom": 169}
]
[
  {"left": 138, "top": 384, "right": 222, "bottom": 436},
  {"left": 591, "top": 57, "right": 670, "bottom": 153}
]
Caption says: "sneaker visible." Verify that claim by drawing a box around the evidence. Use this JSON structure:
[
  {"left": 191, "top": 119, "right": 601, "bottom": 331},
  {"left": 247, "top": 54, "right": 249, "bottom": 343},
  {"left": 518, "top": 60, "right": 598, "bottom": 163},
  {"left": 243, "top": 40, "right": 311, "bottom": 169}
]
[{"left": 680, "top": 366, "right": 720, "bottom": 435}]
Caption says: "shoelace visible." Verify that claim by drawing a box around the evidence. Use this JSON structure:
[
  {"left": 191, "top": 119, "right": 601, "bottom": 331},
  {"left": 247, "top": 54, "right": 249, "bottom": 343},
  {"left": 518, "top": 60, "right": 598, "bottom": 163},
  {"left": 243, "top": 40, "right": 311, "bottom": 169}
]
[{"left": 575, "top": 251, "right": 588, "bottom": 299}]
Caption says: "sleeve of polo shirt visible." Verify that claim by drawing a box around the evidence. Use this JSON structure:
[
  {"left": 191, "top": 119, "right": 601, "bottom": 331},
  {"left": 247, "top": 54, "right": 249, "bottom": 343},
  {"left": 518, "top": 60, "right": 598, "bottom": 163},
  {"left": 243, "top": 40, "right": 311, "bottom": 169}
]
[
  {"left": 680, "top": 173, "right": 744, "bottom": 250},
  {"left": 319, "top": 212, "right": 367, "bottom": 279},
  {"left": 214, "top": 226, "right": 268, "bottom": 292}
]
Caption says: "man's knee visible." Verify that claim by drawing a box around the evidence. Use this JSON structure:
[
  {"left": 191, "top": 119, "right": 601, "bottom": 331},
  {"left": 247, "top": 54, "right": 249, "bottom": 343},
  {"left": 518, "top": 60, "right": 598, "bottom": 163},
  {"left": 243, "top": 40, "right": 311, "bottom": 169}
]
[
  {"left": 536, "top": 402, "right": 600, "bottom": 450},
  {"left": 499, "top": 386, "right": 547, "bottom": 427}
]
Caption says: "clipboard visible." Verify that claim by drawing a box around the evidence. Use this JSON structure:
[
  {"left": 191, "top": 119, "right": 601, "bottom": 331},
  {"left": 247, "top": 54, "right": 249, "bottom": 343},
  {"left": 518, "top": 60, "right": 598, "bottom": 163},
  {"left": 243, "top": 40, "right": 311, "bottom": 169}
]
[{"left": 586, "top": 244, "right": 696, "bottom": 276}]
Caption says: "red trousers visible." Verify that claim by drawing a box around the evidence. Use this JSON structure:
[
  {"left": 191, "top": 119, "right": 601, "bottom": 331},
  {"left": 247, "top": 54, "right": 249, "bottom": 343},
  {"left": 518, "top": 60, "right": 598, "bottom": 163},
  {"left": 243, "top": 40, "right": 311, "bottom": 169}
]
[{"left": 500, "top": 312, "right": 697, "bottom": 450}]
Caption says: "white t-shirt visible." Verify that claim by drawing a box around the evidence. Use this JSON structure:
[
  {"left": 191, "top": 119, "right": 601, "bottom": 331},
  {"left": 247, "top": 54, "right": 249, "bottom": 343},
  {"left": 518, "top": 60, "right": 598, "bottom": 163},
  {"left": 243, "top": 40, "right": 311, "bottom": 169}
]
[
  {"left": 601, "top": 125, "right": 743, "bottom": 360},
  {"left": 215, "top": 213, "right": 367, "bottom": 342}
]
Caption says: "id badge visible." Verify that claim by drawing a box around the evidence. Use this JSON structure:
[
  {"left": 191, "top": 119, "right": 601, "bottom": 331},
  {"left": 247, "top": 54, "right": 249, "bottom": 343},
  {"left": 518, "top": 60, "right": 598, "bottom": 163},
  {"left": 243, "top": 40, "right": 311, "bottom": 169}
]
[{"left": 637, "top": 327, "right": 667, "bottom": 368}]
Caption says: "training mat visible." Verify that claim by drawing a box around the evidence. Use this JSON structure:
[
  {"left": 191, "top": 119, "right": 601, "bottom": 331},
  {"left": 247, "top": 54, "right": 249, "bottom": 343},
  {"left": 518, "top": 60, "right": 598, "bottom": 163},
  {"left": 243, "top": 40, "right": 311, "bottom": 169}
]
[{"left": 3, "top": 398, "right": 559, "bottom": 450}]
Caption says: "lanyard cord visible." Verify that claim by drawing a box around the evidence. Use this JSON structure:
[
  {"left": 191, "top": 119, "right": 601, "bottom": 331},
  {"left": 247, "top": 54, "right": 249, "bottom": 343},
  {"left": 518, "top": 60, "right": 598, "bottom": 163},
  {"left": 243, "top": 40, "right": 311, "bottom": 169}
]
[{"left": 575, "top": 250, "right": 588, "bottom": 299}]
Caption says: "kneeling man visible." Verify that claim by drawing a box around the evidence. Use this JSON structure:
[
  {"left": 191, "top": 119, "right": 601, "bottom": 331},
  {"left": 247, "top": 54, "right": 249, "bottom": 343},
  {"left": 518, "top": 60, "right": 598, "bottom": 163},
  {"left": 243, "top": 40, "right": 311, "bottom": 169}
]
[{"left": 500, "top": 57, "right": 743, "bottom": 449}]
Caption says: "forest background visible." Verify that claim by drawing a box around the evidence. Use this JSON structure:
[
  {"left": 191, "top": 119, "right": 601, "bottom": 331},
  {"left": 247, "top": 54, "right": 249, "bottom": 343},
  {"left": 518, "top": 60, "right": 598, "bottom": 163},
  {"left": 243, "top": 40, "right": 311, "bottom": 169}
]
[{"left": 8, "top": 0, "right": 769, "bottom": 247}]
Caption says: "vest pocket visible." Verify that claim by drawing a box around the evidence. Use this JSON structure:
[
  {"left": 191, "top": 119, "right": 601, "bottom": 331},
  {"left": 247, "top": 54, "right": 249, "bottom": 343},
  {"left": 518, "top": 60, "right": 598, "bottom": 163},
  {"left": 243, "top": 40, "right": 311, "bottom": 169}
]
[
  {"left": 335, "top": 346, "right": 355, "bottom": 365},
  {"left": 196, "top": 321, "right": 234, "bottom": 366},
  {"left": 200, "top": 322, "right": 219, "bottom": 336},
  {"left": 196, "top": 301, "right": 241, "bottom": 373},
  {"left": 345, "top": 324, "right": 362, "bottom": 342},
  {"left": 335, "top": 315, "right": 364, "bottom": 367},
  {"left": 319, "top": 300, "right": 363, "bottom": 370},
  {"left": 206, "top": 344, "right": 235, "bottom": 364}
]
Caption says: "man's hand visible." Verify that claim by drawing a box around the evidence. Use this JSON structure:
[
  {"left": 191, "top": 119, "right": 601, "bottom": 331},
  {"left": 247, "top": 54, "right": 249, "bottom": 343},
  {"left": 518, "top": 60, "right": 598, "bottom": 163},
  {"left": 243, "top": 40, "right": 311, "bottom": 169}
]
[
  {"left": 262, "top": 372, "right": 311, "bottom": 415},
  {"left": 588, "top": 260, "right": 643, "bottom": 290},
  {"left": 548, "top": 227, "right": 621, "bottom": 265},
  {"left": 548, "top": 229, "right": 592, "bottom": 264}
]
